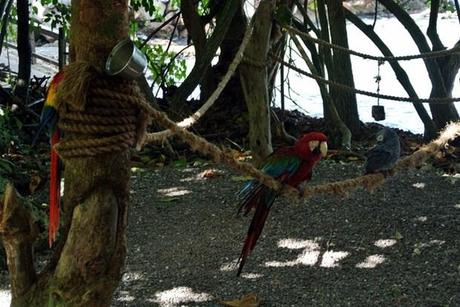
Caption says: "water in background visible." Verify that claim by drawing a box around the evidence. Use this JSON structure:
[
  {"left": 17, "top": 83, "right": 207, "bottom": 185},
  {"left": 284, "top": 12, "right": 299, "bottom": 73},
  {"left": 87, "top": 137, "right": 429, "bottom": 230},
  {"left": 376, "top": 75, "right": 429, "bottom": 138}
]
[{"left": 274, "top": 12, "right": 460, "bottom": 134}]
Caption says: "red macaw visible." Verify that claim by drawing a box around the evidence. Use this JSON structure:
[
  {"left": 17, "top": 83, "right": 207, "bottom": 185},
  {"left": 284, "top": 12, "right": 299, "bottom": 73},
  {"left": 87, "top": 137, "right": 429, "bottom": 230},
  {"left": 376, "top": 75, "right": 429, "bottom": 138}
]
[
  {"left": 34, "top": 70, "right": 65, "bottom": 247},
  {"left": 236, "top": 132, "right": 328, "bottom": 276}
]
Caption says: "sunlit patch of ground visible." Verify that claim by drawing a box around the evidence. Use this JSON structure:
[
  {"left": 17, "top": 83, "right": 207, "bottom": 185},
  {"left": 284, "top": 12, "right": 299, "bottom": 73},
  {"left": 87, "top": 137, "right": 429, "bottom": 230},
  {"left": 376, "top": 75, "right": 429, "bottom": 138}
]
[{"left": 147, "top": 287, "right": 213, "bottom": 306}]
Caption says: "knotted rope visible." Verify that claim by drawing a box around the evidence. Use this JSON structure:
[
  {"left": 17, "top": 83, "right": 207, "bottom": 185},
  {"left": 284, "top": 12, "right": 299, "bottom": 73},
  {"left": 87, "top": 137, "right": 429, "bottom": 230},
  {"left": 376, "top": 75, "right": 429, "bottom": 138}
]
[{"left": 52, "top": 62, "right": 146, "bottom": 159}]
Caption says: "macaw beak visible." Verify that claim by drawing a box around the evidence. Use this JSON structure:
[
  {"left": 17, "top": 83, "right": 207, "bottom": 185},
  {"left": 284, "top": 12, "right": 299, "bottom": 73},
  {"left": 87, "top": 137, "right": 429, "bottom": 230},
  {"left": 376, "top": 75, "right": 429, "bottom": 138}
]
[
  {"left": 309, "top": 140, "right": 328, "bottom": 157},
  {"left": 320, "top": 141, "right": 328, "bottom": 157}
]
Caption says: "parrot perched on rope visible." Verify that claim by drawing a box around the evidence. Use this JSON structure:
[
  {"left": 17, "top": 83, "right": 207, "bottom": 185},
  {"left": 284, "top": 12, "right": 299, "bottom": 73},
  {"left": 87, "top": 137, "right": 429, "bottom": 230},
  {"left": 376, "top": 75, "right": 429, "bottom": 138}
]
[
  {"left": 33, "top": 70, "right": 65, "bottom": 247},
  {"left": 364, "top": 128, "right": 400, "bottom": 176},
  {"left": 236, "top": 132, "right": 328, "bottom": 276}
]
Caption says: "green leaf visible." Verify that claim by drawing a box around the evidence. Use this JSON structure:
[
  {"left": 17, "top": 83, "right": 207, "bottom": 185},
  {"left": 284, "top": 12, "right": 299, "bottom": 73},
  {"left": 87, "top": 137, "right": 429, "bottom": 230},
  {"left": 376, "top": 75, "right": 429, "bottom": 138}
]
[
  {"left": 394, "top": 231, "right": 404, "bottom": 240},
  {"left": 231, "top": 176, "right": 252, "bottom": 182},
  {"left": 173, "top": 158, "right": 187, "bottom": 168}
]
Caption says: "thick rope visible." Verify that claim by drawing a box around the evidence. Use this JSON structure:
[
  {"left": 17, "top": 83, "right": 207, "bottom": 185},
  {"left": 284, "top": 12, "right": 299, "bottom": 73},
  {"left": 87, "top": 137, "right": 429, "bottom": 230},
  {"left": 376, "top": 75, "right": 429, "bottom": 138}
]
[
  {"left": 143, "top": 17, "right": 255, "bottom": 145},
  {"left": 284, "top": 25, "right": 460, "bottom": 62},
  {"left": 273, "top": 55, "right": 460, "bottom": 104},
  {"left": 53, "top": 62, "right": 143, "bottom": 159},
  {"left": 117, "top": 77, "right": 460, "bottom": 201}
]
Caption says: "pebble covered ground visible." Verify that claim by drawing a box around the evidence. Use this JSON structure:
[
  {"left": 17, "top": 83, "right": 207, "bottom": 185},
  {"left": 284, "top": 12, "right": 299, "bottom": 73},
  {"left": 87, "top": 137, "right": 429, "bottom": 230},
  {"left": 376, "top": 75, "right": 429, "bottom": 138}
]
[{"left": 112, "top": 160, "right": 460, "bottom": 306}]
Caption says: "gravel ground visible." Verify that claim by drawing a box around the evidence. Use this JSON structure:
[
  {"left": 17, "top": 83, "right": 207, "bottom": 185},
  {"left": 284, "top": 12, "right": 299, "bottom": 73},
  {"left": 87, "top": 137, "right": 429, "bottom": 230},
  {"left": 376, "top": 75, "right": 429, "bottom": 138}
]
[{"left": 112, "top": 160, "right": 460, "bottom": 306}]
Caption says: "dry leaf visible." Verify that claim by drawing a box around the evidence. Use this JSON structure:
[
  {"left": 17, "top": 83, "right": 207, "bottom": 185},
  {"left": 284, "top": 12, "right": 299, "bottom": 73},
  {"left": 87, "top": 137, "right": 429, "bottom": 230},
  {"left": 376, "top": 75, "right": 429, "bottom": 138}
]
[
  {"left": 220, "top": 293, "right": 262, "bottom": 307},
  {"left": 199, "top": 169, "right": 223, "bottom": 179},
  {"left": 29, "top": 173, "right": 42, "bottom": 193}
]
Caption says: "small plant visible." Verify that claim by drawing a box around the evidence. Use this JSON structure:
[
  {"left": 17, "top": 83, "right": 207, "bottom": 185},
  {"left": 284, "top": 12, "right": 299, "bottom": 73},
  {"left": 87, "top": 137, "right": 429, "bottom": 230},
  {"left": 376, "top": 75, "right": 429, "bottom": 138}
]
[
  {"left": 37, "top": 0, "right": 71, "bottom": 32},
  {"left": 141, "top": 43, "right": 187, "bottom": 88},
  {"left": 0, "top": 107, "right": 21, "bottom": 153}
]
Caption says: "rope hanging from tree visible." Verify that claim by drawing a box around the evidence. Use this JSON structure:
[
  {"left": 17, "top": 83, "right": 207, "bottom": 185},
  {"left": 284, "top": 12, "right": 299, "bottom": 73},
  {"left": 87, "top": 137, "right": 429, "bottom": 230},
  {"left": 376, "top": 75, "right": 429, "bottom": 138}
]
[{"left": 51, "top": 62, "right": 147, "bottom": 159}]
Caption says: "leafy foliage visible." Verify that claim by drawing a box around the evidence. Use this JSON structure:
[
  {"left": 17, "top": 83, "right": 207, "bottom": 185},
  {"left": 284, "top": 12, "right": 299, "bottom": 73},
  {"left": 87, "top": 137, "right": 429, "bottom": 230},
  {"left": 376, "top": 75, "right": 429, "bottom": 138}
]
[
  {"left": 141, "top": 43, "right": 187, "bottom": 87},
  {"left": 197, "top": 0, "right": 210, "bottom": 16},
  {"left": 131, "top": 0, "right": 158, "bottom": 16},
  {"left": 0, "top": 107, "right": 21, "bottom": 152},
  {"left": 37, "top": 0, "right": 71, "bottom": 32}
]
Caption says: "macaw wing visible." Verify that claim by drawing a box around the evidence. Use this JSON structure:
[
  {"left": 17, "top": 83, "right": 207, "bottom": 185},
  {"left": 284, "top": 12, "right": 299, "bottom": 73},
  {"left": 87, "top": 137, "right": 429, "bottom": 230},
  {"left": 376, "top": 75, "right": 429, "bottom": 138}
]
[
  {"left": 261, "top": 153, "right": 303, "bottom": 179},
  {"left": 238, "top": 153, "right": 302, "bottom": 196}
]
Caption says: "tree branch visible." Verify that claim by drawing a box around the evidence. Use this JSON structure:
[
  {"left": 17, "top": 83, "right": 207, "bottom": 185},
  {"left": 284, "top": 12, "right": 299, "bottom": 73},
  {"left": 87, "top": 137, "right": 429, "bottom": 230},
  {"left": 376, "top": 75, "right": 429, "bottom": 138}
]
[
  {"left": 0, "top": 184, "right": 38, "bottom": 301},
  {"left": 171, "top": 0, "right": 239, "bottom": 107},
  {"left": 427, "top": 0, "right": 445, "bottom": 51},
  {"left": 344, "top": 8, "right": 438, "bottom": 139}
]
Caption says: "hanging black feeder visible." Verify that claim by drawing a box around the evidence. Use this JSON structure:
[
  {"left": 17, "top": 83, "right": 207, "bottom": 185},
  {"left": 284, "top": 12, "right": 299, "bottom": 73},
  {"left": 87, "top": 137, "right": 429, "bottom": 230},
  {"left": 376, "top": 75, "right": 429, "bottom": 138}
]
[{"left": 372, "top": 105, "right": 385, "bottom": 121}]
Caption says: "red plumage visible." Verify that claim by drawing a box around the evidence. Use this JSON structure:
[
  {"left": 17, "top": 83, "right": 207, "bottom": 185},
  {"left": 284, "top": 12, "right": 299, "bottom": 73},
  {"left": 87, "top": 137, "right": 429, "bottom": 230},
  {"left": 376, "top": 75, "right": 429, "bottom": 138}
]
[
  {"left": 236, "top": 132, "right": 327, "bottom": 276},
  {"left": 49, "top": 129, "right": 61, "bottom": 247}
]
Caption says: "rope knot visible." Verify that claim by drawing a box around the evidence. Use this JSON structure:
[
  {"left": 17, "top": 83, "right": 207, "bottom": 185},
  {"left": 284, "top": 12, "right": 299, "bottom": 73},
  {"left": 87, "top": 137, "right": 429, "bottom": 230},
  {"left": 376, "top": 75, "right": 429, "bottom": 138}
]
[{"left": 53, "top": 63, "right": 147, "bottom": 159}]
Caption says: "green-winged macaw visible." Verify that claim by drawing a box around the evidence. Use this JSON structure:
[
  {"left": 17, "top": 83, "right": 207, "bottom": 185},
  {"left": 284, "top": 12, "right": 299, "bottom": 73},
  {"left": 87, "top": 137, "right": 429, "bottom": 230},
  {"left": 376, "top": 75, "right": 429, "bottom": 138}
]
[{"left": 236, "top": 132, "right": 328, "bottom": 276}]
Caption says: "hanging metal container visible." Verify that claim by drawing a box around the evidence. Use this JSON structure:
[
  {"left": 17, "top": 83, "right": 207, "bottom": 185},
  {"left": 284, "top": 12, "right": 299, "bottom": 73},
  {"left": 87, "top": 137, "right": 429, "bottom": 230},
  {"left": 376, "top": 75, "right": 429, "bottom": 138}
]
[
  {"left": 372, "top": 105, "right": 386, "bottom": 121},
  {"left": 105, "top": 38, "right": 147, "bottom": 79}
]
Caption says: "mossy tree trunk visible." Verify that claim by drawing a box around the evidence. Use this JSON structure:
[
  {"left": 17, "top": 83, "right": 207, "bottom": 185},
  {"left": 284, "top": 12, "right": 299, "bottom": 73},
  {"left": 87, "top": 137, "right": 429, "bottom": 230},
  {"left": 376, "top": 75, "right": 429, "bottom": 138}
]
[{"left": 0, "top": 1, "right": 131, "bottom": 306}]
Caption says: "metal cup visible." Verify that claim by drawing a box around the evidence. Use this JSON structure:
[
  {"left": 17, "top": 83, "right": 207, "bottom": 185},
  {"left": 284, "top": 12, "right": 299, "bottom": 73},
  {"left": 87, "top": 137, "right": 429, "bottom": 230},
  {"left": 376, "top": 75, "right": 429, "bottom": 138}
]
[
  {"left": 372, "top": 105, "right": 386, "bottom": 121},
  {"left": 105, "top": 38, "right": 147, "bottom": 79}
]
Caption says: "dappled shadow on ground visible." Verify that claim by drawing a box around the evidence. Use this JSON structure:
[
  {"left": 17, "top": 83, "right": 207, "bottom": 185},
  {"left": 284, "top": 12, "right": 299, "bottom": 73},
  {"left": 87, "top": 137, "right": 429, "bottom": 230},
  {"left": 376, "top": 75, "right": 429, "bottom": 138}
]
[{"left": 113, "top": 161, "right": 459, "bottom": 306}]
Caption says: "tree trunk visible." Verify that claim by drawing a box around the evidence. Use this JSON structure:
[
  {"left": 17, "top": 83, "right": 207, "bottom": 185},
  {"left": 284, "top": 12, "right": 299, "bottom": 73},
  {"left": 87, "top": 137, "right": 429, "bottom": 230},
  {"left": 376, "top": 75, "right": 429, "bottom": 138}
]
[
  {"left": 239, "top": 0, "right": 276, "bottom": 163},
  {"left": 195, "top": 0, "right": 248, "bottom": 138},
  {"left": 170, "top": 0, "right": 239, "bottom": 112},
  {"left": 180, "top": 0, "right": 215, "bottom": 101},
  {"left": 0, "top": 0, "right": 14, "bottom": 57},
  {"left": 426, "top": 0, "right": 460, "bottom": 128},
  {"left": 291, "top": 34, "right": 351, "bottom": 148},
  {"left": 0, "top": 1, "right": 132, "bottom": 306},
  {"left": 325, "top": 0, "right": 361, "bottom": 135},
  {"left": 13, "top": 0, "right": 31, "bottom": 99}
]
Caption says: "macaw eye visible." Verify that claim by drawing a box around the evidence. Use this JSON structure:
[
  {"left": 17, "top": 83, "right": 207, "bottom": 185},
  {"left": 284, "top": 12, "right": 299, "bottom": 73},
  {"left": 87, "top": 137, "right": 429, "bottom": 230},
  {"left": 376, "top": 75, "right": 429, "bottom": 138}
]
[{"left": 377, "top": 134, "right": 384, "bottom": 142}]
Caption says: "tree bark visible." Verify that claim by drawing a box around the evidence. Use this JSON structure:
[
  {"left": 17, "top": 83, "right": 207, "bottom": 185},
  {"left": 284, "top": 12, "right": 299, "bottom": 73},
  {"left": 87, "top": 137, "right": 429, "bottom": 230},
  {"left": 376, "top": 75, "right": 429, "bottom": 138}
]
[
  {"left": 239, "top": 0, "right": 276, "bottom": 163},
  {"left": 325, "top": 0, "right": 361, "bottom": 135}
]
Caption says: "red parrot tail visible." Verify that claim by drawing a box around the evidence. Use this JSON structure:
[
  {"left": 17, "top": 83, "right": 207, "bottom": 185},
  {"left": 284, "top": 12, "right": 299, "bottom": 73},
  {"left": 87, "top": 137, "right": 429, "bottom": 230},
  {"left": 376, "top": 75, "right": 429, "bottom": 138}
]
[
  {"left": 236, "top": 204, "right": 270, "bottom": 276},
  {"left": 49, "top": 129, "right": 61, "bottom": 247},
  {"left": 237, "top": 202, "right": 271, "bottom": 276}
]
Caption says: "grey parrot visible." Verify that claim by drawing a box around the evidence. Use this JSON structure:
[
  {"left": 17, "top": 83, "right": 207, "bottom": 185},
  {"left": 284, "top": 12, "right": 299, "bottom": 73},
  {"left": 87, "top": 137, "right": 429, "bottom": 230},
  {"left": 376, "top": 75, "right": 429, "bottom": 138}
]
[{"left": 364, "top": 128, "right": 401, "bottom": 175}]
